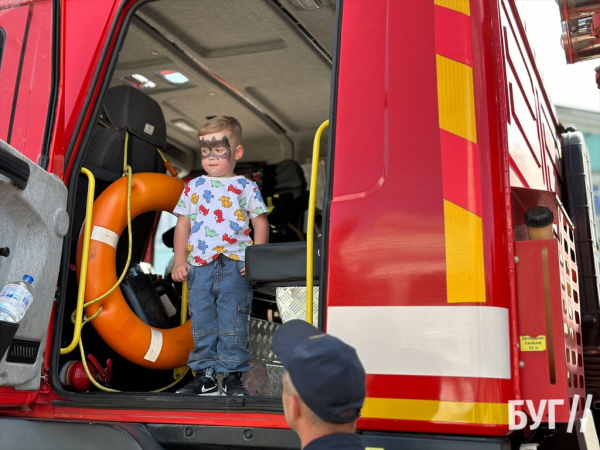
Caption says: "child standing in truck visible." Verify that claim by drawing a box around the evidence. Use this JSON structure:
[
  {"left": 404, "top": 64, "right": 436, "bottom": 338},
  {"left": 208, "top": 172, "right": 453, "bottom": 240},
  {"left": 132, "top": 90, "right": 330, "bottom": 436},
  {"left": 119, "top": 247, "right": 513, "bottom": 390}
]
[{"left": 172, "top": 116, "right": 269, "bottom": 396}]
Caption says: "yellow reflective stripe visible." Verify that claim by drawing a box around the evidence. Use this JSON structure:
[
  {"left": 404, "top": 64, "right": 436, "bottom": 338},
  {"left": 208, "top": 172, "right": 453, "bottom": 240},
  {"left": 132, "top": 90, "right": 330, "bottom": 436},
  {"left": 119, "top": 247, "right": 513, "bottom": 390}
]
[
  {"left": 434, "top": 0, "right": 470, "bottom": 16},
  {"left": 444, "top": 200, "right": 486, "bottom": 303},
  {"left": 362, "top": 397, "right": 508, "bottom": 425},
  {"left": 436, "top": 55, "right": 477, "bottom": 144}
]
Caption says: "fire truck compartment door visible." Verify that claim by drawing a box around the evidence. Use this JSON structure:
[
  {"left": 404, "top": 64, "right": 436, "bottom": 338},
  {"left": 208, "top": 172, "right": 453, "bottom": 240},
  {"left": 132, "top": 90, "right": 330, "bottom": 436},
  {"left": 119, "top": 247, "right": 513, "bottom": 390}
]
[{"left": 0, "top": 141, "right": 68, "bottom": 391}]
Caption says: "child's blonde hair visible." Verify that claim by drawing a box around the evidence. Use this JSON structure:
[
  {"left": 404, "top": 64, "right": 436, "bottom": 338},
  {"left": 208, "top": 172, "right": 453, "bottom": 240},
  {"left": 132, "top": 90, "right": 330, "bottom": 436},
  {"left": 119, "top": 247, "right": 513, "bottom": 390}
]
[{"left": 198, "top": 116, "right": 242, "bottom": 146}]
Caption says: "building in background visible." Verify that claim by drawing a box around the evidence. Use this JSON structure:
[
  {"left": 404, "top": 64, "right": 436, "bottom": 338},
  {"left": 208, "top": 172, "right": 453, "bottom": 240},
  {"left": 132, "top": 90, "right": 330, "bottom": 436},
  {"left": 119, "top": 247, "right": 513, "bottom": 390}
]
[{"left": 556, "top": 106, "right": 600, "bottom": 240}]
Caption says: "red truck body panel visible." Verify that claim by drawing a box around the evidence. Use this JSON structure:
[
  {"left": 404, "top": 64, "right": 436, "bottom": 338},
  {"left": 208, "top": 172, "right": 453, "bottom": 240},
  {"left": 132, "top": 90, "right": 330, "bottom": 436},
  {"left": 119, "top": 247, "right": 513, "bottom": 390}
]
[
  {"left": 0, "top": 0, "right": 579, "bottom": 442},
  {"left": 0, "top": 1, "right": 51, "bottom": 163}
]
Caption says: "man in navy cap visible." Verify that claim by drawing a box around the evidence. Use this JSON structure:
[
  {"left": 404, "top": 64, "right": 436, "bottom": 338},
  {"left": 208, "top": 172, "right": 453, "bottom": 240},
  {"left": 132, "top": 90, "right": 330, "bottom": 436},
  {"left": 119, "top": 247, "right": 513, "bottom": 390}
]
[{"left": 273, "top": 319, "right": 366, "bottom": 449}]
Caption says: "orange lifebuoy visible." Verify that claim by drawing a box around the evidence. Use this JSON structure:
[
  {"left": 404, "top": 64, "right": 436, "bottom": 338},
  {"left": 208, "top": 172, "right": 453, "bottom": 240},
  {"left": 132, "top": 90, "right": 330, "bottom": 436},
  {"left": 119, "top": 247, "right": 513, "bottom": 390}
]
[{"left": 76, "top": 173, "right": 193, "bottom": 369}]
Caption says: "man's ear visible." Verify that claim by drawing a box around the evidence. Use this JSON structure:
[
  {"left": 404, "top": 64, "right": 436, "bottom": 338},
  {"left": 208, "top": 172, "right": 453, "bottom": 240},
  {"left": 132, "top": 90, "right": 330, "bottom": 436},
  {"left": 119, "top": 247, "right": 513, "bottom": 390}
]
[
  {"left": 234, "top": 145, "right": 244, "bottom": 161},
  {"left": 289, "top": 393, "right": 302, "bottom": 422}
]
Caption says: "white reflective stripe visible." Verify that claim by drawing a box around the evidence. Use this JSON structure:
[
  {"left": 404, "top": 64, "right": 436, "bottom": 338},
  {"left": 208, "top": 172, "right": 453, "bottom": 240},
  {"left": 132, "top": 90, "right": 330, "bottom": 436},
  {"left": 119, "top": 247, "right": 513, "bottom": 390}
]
[
  {"left": 327, "top": 305, "right": 511, "bottom": 379},
  {"left": 91, "top": 226, "right": 119, "bottom": 249},
  {"left": 144, "top": 328, "right": 163, "bottom": 362}
]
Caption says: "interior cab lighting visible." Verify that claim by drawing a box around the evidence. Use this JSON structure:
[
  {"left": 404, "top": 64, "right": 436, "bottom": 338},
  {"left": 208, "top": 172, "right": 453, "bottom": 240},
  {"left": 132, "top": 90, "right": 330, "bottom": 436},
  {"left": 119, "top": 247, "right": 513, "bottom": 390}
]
[
  {"left": 122, "top": 74, "right": 156, "bottom": 89},
  {"left": 158, "top": 70, "right": 190, "bottom": 85},
  {"left": 297, "top": 0, "right": 321, "bottom": 9},
  {"left": 172, "top": 119, "right": 197, "bottom": 133}
]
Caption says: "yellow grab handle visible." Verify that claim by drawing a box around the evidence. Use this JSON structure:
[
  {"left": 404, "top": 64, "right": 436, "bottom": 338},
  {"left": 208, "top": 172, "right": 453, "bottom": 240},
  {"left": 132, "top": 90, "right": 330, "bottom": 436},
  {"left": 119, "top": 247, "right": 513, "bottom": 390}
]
[
  {"left": 306, "top": 120, "right": 329, "bottom": 325},
  {"left": 173, "top": 263, "right": 190, "bottom": 380},
  {"left": 61, "top": 168, "right": 95, "bottom": 355}
]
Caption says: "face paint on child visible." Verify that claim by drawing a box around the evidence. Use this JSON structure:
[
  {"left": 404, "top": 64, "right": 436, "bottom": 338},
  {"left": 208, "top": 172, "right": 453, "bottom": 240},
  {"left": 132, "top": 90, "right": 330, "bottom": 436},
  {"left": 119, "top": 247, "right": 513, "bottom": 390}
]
[{"left": 200, "top": 136, "right": 232, "bottom": 162}]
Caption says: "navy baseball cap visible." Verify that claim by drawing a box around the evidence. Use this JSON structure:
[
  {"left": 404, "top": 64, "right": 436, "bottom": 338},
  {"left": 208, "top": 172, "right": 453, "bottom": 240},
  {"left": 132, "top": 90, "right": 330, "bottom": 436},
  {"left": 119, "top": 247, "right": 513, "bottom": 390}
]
[{"left": 273, "top": 320, "right": 366, "bottom": 424}]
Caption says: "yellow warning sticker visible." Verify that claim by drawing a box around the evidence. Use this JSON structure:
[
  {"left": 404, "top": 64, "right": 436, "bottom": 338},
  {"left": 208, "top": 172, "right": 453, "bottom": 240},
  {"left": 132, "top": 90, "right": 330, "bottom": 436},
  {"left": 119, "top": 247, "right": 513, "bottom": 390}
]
[
  {"left": 366, "top": 448, "right": 385, "bottom": 450},
  {"left": 520, "top": 335, "right": 546, "bottom": 351}
]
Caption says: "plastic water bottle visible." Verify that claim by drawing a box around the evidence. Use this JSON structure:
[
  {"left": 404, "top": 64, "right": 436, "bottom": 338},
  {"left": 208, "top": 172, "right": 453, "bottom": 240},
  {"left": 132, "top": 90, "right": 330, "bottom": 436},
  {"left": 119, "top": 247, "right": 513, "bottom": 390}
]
[{"left": 0, "top": 275, "right": 35, "bottom": 323}]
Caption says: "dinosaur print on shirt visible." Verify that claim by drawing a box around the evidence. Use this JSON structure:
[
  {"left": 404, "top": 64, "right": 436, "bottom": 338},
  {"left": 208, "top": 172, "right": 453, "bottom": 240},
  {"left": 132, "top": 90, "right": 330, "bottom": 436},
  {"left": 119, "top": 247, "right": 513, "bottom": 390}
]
[{"left": 173, "top": 175, "right": 268, "bottom": 265}]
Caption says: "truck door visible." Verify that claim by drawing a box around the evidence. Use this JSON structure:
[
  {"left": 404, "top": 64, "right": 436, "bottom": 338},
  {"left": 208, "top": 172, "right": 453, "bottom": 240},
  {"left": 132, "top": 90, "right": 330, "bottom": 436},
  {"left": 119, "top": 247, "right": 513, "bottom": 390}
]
[{"left": 0, "top": 0, "right": 67, "bottom": 397}]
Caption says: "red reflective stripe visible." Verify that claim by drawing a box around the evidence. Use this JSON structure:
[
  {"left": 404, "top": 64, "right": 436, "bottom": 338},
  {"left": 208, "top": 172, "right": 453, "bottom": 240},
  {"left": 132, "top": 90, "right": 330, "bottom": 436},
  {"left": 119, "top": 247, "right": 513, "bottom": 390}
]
[
  {"left": 440, "top": 129, "right": 482, "bottom": 216},
  {"left": 434, "top": 5, "right": 473, "bottom": 66},
  {"left": 366, "top": 373, "right": 513, "bottom": 404}
]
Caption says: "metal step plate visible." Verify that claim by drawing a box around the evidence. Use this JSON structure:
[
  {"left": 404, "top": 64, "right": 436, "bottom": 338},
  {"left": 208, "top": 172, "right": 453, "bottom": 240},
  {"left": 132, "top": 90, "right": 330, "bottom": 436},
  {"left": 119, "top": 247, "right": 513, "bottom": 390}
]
[{"left": 242, "top": 318, "right": 283, "bottom": 396}]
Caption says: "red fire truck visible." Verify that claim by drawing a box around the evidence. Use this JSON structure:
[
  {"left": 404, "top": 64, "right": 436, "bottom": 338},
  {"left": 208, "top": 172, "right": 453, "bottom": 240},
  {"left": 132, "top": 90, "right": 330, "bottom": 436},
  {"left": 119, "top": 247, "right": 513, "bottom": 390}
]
[{"left": 1, "top": 0, "right": 600, "bottom": 448}]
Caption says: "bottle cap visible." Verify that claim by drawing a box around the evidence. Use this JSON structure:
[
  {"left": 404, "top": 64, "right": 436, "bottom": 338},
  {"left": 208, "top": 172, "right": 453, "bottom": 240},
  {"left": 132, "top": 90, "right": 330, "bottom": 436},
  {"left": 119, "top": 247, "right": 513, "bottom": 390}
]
[
  {"left": 524, "top": 206, "right": 554, "bottom": 228},
  {"left": 22, "top": 275, "right": 34, "bottom": 284}
]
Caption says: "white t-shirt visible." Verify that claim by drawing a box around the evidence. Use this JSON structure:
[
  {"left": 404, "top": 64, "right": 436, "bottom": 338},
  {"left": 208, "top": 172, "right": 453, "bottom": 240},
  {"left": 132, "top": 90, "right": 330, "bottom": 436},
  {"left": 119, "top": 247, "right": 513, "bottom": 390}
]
[{"left": 173, "top": 175, "right": 268, "bottom": 265}]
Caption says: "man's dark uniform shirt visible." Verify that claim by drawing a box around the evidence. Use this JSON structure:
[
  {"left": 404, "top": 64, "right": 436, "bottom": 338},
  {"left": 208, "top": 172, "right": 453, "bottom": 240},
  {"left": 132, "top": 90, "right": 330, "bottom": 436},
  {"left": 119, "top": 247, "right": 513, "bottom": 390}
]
[{"left": 304, "top": 433, "right": 364, "bottom": 449}]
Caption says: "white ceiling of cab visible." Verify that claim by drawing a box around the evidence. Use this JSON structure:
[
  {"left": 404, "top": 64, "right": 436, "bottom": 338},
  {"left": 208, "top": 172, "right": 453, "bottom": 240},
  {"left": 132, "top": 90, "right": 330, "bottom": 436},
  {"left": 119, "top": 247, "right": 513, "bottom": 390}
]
[{"left": 110, "top": 0, "right": 334, "bottom": 172}]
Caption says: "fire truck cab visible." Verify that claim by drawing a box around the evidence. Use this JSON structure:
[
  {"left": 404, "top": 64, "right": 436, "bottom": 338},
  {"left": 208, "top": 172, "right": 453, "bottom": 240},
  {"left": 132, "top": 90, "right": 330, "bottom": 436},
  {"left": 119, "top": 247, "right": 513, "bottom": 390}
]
[{"left": 1, "top": 0, "right": 600, "bottom": 449}]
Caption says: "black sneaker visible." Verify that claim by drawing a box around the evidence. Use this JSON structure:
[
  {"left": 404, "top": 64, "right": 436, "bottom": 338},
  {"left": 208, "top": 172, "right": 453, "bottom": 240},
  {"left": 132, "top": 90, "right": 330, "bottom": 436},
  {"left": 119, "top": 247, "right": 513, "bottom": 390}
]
[
  {"left": 222, "top": 372, "right": 249, "bottom": 396},
  {"left": 175, "top": 367, "right": 219, "bottom": 396}
]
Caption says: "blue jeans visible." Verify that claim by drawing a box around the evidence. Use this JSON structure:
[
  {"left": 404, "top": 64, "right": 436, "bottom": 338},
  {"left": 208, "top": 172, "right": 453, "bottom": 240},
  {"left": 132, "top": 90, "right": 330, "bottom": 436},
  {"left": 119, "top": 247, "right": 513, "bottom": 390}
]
[{"left": 186, "top": 254, "right": 252, "bottom": 373}]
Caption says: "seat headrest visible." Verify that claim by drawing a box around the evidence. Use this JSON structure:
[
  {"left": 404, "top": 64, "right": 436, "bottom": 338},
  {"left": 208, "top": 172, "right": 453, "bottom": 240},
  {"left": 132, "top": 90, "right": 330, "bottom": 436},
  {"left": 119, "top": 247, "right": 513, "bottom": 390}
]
[
  {"left": 275, "top": 160, "right": 307, "bottom": 192},
  {"left": 103, "top": 86, "right": 167, "bottom": 148}
]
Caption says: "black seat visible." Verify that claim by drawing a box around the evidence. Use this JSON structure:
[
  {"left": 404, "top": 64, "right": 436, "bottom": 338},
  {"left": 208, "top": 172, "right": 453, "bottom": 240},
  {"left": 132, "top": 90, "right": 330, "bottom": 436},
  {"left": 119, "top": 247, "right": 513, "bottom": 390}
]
[
  {"left": 245, "top": 240, "right": 320, "bottom": 288},
  {"left": 245, "top": 160, "right": 319, "bottom": 287},
  {"left": 71, "top": 85, "right": 167, "bottom": 273}
]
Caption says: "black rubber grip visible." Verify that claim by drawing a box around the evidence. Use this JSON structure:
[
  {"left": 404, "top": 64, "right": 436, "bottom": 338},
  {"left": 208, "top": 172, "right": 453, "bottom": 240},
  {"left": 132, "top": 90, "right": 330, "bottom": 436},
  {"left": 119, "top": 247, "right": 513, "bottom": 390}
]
[{"left": 0, "top": 147, "right": 30, "bottom": 190}]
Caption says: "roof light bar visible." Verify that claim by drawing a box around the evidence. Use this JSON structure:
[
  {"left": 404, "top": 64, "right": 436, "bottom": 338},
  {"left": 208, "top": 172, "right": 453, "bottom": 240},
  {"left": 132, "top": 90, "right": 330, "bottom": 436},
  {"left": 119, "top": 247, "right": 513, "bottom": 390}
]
[{"left": 557, "top": 0, "right": 600, "bottom": 64}]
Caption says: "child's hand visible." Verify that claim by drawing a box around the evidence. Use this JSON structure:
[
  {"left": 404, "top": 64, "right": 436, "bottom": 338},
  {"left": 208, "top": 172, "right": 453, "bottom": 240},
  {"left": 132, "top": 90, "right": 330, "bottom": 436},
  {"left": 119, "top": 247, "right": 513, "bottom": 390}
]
[
  {"left": 172, "top": 261, "right": 190, "bottom": 282},
  {"left": 240, "top": 264, "right": 246, "bottom": 277}
]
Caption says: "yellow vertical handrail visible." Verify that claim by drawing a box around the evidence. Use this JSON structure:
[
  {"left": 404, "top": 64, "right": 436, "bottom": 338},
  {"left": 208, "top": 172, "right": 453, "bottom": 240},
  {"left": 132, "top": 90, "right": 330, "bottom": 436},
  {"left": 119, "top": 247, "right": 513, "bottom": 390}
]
[
  {"left": 172, "top": 278, "right": 189, "bottom": 380},
  {"left": 181, "top": 281, "right": 188, "bottom": 325},
  {"left": 61, "top": 168, "right": 95, "bottom": 354},
  {"left": 306, "top": 120, "right": 329, "bottom": 325}
]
